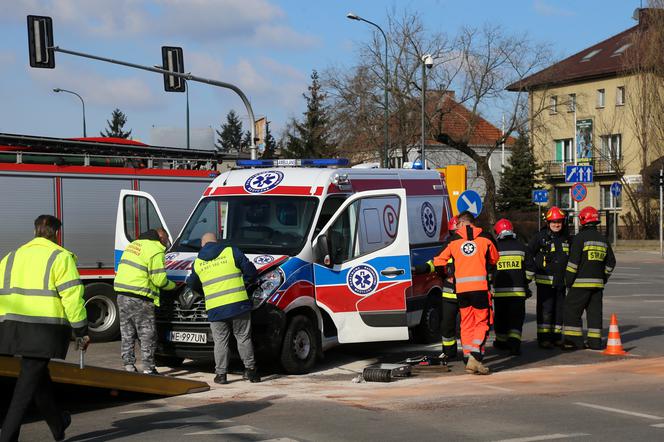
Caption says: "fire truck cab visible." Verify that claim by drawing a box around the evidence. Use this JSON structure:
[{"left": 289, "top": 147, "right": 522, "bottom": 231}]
[{"left": 115, "top": 159, "right": 452, "bottom": 373}]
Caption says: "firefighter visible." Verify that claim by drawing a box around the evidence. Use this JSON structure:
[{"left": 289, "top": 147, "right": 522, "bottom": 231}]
[
  {"left": 412, "top": 216, "right": 460, "bottom": 359},
  {"left": 433, "top": 211, "right": 499, "bottom": 375},
  {"left": 187, "top": 232, "right": 260, "bottom": 384},
  {"left": 492, "top": 218, "right": 535, "bottom": 356},
  {"left": 0, "top": 215, "right": 89, "bottom": 442},
  {"left": 562, "top": 206, "right": 616, "bottom": 350},
  {"left": 114, "top": 228, "right": 175, "bottom": 374},
  {"left": 527, "top": 206, "right": 570, "bottom": 348}
]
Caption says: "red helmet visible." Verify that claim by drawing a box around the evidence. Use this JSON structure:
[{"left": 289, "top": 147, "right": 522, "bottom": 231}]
[
  {"left": 579, "top": 206, "right": 599, "bottom": 225},
  {"left": 448, "top": 216, "right": 459, "bottom": 232},
  {"left": 546, "top": 206, "right": 565, "bottom": 222},
  {"left": 494, "top": 218, "right": 513, "bottom": 236}
]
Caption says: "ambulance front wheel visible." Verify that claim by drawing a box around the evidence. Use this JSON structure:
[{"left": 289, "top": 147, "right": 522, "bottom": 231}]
[{"left": 280, "top": 315, "right": 318, "bottom": 374}]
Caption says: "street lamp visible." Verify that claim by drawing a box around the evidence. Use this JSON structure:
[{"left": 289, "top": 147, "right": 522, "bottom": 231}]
[
  {"left": 420, "top": 54, "right": 434, "bottom": 169},
  {"left": 347, "top": 12, "right": 389, "bottom": 168},
  {"left": 53, "top": 88, "right": 87, "bottom": 137}
]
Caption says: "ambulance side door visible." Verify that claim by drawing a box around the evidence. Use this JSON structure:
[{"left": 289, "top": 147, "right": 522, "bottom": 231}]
[
  {"left": 312, "top": 188, "right": 411, "bottom": 343},
  {"left": 114, "top": 189, "right": 172, "bottom": 271}
]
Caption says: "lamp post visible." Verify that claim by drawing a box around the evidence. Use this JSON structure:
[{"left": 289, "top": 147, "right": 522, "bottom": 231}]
[
  {"left": 421, "top": 54, "right": 434, "bottom": 169},
  {"left": 347, "top": 12, "right": 389, "bottom": 168},
  {"left": 53, "top": 88, "right": 87, "bottom": 137},
  {"left": 185, "top": 79, "right": 190, "bottom": 149}
]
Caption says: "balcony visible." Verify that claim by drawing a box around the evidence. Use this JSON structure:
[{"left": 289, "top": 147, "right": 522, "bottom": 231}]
[{"left": 543, "top": 158, "right": 622, "bottom": 178}]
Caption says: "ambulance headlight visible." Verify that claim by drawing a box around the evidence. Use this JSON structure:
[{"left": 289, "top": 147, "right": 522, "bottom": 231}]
[{"left": 251, "top": 268, "right": 284, "bottom": 309}]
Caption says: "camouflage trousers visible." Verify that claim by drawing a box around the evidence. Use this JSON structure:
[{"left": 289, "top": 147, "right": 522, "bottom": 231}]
[{"left": 117, "top": 294, "right": 157, "bottom": 371}]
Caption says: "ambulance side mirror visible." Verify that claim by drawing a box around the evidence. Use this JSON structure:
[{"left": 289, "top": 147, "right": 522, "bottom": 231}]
[{"left": 314, "top": 234, "right": 332, "bottom": 267}]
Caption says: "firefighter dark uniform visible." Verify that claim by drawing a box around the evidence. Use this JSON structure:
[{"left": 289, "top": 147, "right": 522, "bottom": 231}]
[
  {"left": 0, "top": 215, "right": 87, "bottom": 442},
  {"left": 434, "top": 214, "right": 499, "bottom": 375},
  {"left": 492, "top": 219, "right": 535, "bottom": 356},
  {"left": 415, "top": 216, "right": 460, "bottom": 359},
  {"left": 527, "top": 206, "right": 570, "bottom": 347},
  {"left": 563, "top": 206, "right": 616, "bottom": 350},
  {"left": 114, "top": 229, "right": 175, "bottom": 373}
]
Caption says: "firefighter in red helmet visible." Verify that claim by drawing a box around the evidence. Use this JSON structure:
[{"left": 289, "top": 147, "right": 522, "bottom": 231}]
[
  {"left": 527, "top": 206, "right": 570, "bottom": 348},
  {"left": 492, "top": 218, "right": 535, "bottom": 356},
  {"left": 562, "top": 206, "right": 616, "bottom": 350}
]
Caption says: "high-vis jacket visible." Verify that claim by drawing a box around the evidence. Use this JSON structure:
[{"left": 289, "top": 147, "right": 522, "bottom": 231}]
[
  {"left": 493, "top": 234, "right": 535, "bottom": 298},
  {"left": 191, "top": 246, "right": 255, "bottom": 317},
  {"left": 565, "top": 225, "right": 616, "bottom": 289},
  {"left": 419, "top": 236, "right": 457, "bottom": 301},
  {"left": 527, "top": 228, "right": 570, "bottom": 287},
  {"left": 0, "top": 237, "right": 87, "bottom": 359},
  {"left": 434, "top": 225, "right": 499, "bottom": 294},
  {"left": 114, "top": 239, "right": 175, "bottom": 306}
]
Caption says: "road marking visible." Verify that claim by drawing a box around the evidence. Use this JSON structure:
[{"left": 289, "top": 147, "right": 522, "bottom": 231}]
[
  {"left": 639, "top": 316, "right": 664, "bottom": 319},
  {"left": 609, "top": 282, "right": 643, "bottom": 285},
  {"left": 120, "top": 406, "right": 185, "bottom": 414},
  {"left": 574, "top": 402, "right": 664, "bottom": 420},
  {"left": 493, "top": 433, "right": 590, "bottom": 442},
  {"left": 651, "top": 423, "right": 664, "bottom": 428},
  {"left": 258, "top": 439, "right": 300, "bottom": 442},
  {"left": 644, "top": 300, "right": 664, "bottom": 303},
  {"left": 483, "top": 384, "right": 514, "bottom": 392},
  {"left": 185, "top": 425, "right": 263, "bottom": 435}
]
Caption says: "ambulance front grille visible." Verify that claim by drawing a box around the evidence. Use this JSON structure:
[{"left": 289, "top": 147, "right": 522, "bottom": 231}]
[{"left": 156, "top": 288, "right": 208, "bottom": 322}]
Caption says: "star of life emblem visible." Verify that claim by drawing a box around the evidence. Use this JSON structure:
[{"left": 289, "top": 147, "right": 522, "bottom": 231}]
[
  {"left": 244, "top": 170, "right": 284, "bottom": 193},
  {"left": 461, "top": 241, "right": 477, "bottom": 257},
  {"left": 347, "top": 265, "right": 379, "bottom": 296}
]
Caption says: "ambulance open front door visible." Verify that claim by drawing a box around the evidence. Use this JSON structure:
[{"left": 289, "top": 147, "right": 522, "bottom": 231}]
[
  {"left": 312, "top": 189, "right": 411, "bottom": 343},
  {"left": 115, "top": 189, "right": 172, "bottom": 270}
]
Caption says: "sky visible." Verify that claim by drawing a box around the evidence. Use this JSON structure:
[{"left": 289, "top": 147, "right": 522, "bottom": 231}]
[{"left": 0, "top": 0, "right": 645, "bottom": 147}]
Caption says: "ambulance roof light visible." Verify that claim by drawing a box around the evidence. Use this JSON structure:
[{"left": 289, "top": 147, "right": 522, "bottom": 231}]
[{"left": 236, "top": 158, "right": 349, "bottom": 168}]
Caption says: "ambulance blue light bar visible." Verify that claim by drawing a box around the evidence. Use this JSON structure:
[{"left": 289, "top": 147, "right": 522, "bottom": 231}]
[{"left": 236, "top": 158, "right": 349, "bottom": 168}]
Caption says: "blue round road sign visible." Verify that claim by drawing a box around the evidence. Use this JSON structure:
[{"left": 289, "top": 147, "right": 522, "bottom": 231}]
[
  {"left": 610, "top": 182, "right": 622, "bottom": 197},
  {"left": 457, "top": 190, "right": 483, "bottom": 216},
  {"left": 571, "top": 183, "right": 587, "bottom": 202}
]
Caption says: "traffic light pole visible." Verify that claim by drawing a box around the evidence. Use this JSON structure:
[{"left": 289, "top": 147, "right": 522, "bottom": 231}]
[{"left": 51, "top": 46, "right": 257, "bottom": 159}]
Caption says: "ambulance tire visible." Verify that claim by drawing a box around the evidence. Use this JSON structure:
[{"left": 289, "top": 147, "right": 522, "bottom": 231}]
[
  {"left": 415, "top": 296, "right": 442, "bottom": 343},
  {"left": 84, "top": 283, "right": 120, "bottom": 342},
  {"left": 280, "top": 315, "right": 318, "bottom": 374}
]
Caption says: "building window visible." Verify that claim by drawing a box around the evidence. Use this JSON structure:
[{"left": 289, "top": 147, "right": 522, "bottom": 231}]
[
  {"left": 567, "top": 94, "right": 576, "bottom": 112},
  {"left": 554, "top": 138, "right": 574, "bottom": 162},
  {"left": 600, "top": 185, "right": 622, "bottom": 209},
  {"left": 550, "top": 96, "right": 558, "bottom": 114},
  {"left": 597, "top": 89, "right": 605, "bottom": 108},
  {"left": 616, "top": 86, "right": 625, "bottom": 105},
  {"left": 600, "top": 134, "right": 621, "bottom": 163},
  {"left": 555, "top": 187, "right": 572, "bottom": 210}
]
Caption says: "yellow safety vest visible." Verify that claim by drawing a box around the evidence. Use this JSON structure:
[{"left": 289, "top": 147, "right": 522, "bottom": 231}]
[
  {"left": 194, "top": 247, "right": 248, "bottom": 311},
  {"left": 0, "top": 237, "right": 87, "bottom": 328},
  {"left": 114, "top": 239, "right": 175, "bottom": 306}
]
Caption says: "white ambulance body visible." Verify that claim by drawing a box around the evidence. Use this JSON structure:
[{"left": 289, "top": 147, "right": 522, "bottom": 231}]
[{"left": 115, "top": 159, "right": 452, "bottom": 373}]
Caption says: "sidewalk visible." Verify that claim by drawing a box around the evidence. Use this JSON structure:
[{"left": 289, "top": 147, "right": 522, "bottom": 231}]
[{"left": 613, "top": 239, "right": 660, "bottom": 251}]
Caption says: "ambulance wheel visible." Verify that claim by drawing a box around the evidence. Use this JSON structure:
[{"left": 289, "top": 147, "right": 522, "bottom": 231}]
[
  {"left": 84, "top": 283, "right": 120, "bottom": 342},
  {"left": 415, "top": 296, "right": 442, "bottom": 343},
  {"left": 280, "top": 315, "right": 318, "bottom": 374}
]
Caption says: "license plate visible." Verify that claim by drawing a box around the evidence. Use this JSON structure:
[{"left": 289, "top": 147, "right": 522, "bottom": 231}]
[{"left": 168, "top": 331, "right": 207, "bottom": 344}]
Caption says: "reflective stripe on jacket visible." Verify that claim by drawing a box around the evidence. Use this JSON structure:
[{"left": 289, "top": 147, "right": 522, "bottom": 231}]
[
  {"left": 565, "top": 226, "right": 616, "bottom": 289},
  {"left": 194, "top": 246, "right": 249, "bottom": 311},
  {"left": 0, "top": 237, "right": 87, "bottom": 359},
  {"left": 114, "top": 239, "right": 175, "bottom": 306},
  {"left": 433, "top": 225, "right": 499, "bottom": 294},
  {"left": 493, "top": 236, "right": 535, "bottom": 298}
]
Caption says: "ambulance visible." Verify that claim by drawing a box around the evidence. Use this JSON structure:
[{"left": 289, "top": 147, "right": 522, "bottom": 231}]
[{"left": 115, "top": 158, "right": 452, "bottom": 373}]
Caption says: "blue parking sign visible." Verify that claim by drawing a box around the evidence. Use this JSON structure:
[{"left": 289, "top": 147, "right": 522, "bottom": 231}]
[{"left": 532, "top": 189, "right": 548, "bottom": 204}]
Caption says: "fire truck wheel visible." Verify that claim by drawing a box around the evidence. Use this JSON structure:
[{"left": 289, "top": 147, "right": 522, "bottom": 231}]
[
  {"left": 84, "top": 283, "right": 120, "bottom": 342},
  {"left": 415, "top": 295, "right": 442, "bottom": 343},
  {"left": 280, "top": 315, "right": 318, "bottom": 374}
]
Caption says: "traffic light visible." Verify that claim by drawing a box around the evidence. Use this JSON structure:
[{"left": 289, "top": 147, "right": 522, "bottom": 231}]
[
  {"left": 161, "top": 46, "right": 185, "bottom": 92},
  {"left": 27, "top": 15, "right": 55, "bottom": 68},
  {"left": 648, "top": 171, "right": 663, "bottom": 189}
]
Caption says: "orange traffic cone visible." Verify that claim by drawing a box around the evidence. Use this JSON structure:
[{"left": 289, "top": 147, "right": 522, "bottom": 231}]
[{"left": 603, "top": 313, "right": 628, "bottom": 356}]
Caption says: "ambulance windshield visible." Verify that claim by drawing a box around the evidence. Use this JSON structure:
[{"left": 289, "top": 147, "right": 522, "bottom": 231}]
[{"left": 173, "top": 196, "right": 319, "bottom": 255}]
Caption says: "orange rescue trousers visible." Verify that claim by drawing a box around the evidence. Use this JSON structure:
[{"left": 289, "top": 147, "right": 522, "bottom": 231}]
[{"left": 458, "top": 291, "right": 490, "bottom": 361}]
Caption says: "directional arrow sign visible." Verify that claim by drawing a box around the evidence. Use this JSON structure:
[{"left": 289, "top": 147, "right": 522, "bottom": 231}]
[
  {"left": 565, "top": 165, "right": 594, "bottom": 183},
  {"left": 457, "top": 190, "right": 483, "bottom": 216}
]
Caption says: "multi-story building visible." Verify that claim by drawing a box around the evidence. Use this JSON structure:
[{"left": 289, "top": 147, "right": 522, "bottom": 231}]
[{"left": 508, "top": 8, "right": 664, "bottom": 237}]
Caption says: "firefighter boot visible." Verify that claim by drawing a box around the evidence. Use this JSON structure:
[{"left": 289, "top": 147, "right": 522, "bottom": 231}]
[
  {"left": 465, "top": 355, "right": 490, "bottom": 375},
  {"left": 508, "top": 339, "right": 521, "bottom": 356}
]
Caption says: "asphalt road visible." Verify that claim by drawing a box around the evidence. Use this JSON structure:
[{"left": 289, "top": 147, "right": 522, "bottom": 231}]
[{"left": 2, "top": 251, "right": 663, "bottom": 441}]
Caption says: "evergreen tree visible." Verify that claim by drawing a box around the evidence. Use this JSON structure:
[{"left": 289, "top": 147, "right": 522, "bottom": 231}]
[
  {"left": 282, "top": 70, "right": 336, "bottom": 158},
  {"left": 100, "top": 108, "right": 132, "bottom": 138},
  {"left": 241, "top": 130, "right": 252, "bottom": 153},
  {"left": 497, "top": 133, "right": 541, "bottom": 212},
  {"left": 216, "top": 110, "right": 244, "bottom": 153},
  {"left": 260, "top": 122, "right": 277, "bottom": 159}
]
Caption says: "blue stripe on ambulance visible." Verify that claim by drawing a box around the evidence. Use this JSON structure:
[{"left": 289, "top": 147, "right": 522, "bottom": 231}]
[{"left": 313, "top": 255, "right": 412, "bottom": 286}]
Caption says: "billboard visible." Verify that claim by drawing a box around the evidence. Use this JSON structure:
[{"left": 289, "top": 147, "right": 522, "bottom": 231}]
[{"left": 576, "top": 118, "right": 593, "bottom": 162}]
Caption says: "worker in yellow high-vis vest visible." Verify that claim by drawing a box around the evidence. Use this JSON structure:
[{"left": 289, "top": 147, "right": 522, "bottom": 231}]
[
  {"left": 114, "top": 228, "right": 175, "bottom": 374},
  {"left": 0, "top": 215, "right": 89, "bottom": 442},
  {"left": 187, "top": 232, "right": 259, "bottom": 385}
]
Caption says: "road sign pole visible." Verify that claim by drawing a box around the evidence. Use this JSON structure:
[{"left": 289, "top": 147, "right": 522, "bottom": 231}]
[
  {"left": 660, "top": 169, "right": 663, "bottom": 258},
  {"left": 538, "top": 204, "right": 541, "bottom": 231},
  {"left": 613, "top": 210, "right": 617, "bottom": 245}
]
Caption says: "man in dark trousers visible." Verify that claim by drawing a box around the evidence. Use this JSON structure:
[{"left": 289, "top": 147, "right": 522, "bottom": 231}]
[
  {"left": 563, "top": 206, "right": 616, "bottom": 350},
  {"left": 0, "top": 215, "right": 89, "bottom": 442},
  {"left": 527, "top": 206, "right": 570, "bottom": 348},
  {"left": 187, "top": 232, "right": 260, "bottom": 384},
  {"left": 492, "top": 218, "right": 535, "bottom": 356}
]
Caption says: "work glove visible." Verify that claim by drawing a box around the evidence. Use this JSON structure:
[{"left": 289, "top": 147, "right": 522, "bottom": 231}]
[
  {"left": 525, "top": 287, "right": 533, "bottom": 299},
  {"left": 76, "top": 336, "right": 91, "bottom": 352},
  {"left": 412, "top": 263, "right": 431, "bottom": 275}
]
